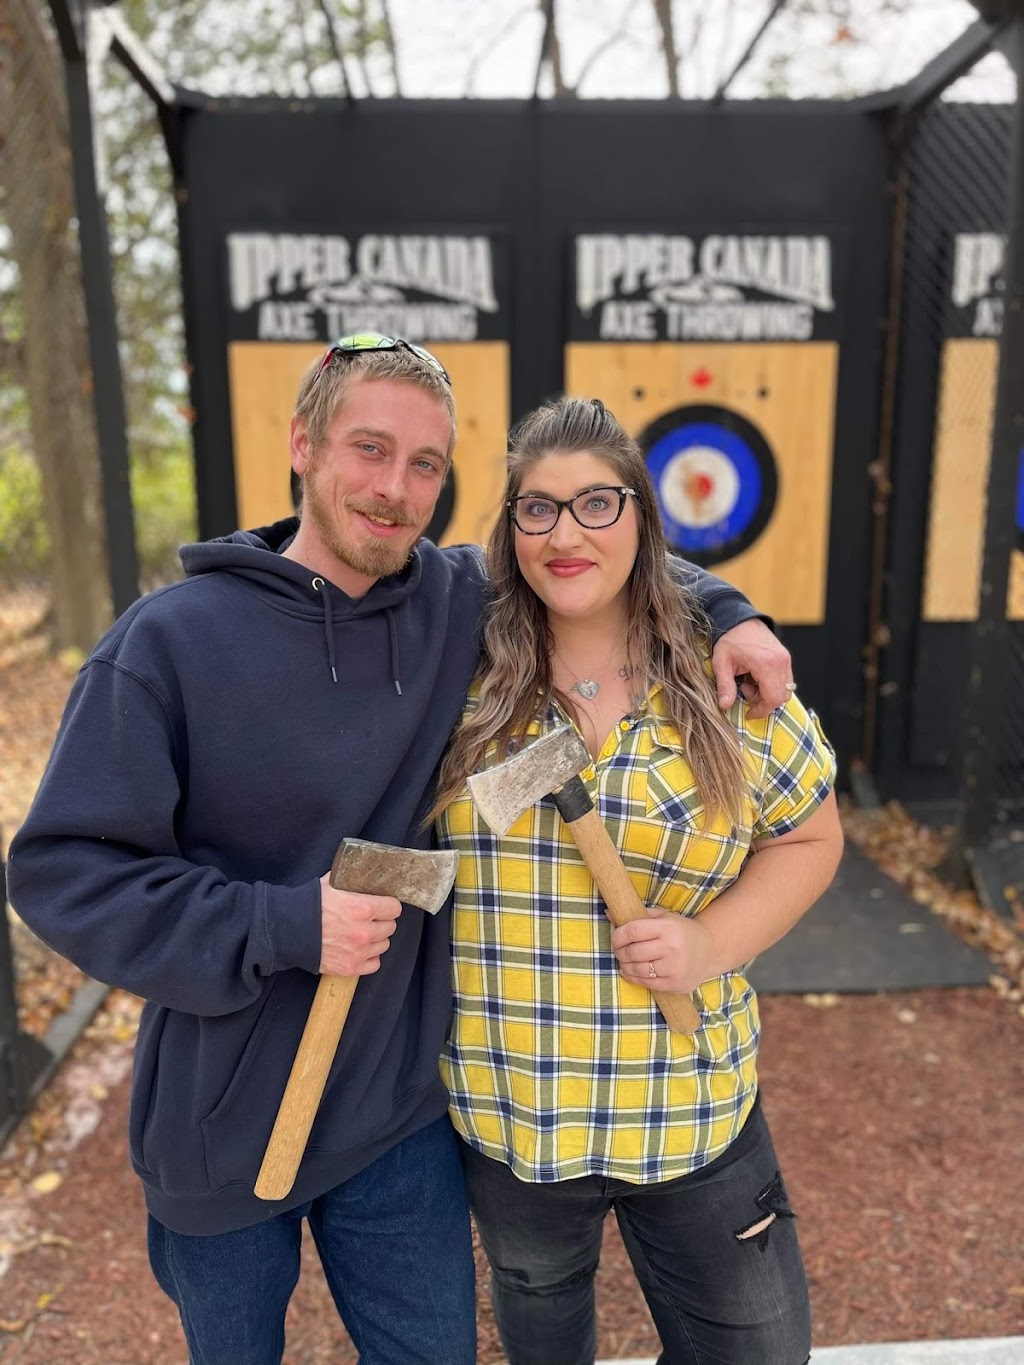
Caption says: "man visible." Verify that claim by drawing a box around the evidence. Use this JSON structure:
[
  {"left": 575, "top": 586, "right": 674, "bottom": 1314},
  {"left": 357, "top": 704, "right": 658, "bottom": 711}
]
[{"left": 8, "top": 334, "right": 793, "bottom": 1365}]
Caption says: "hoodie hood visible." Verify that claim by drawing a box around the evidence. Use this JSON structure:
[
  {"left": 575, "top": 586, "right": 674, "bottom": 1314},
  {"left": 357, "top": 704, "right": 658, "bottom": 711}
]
[
  {"left": 179, "top": 517, "right": 423, "bottom": 614},
  {"left": 179, "top": 517, "right": 423, "bottom": 690}
]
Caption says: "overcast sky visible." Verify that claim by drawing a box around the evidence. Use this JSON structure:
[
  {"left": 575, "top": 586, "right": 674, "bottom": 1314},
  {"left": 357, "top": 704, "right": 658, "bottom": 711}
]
[
  {"left": 157, "top": 0, "right": 1015, "bottom": 104},
  {"left": 368, "top": 0, "right": 1014, "bottom": 103}
]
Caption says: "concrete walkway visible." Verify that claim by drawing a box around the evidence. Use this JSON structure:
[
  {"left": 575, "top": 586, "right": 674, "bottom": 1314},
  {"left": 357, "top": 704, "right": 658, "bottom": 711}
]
[
  {"left": 598, "top": 1341, "right": 1024, "bottom": 1364},
  {"left": 809, "top": 1341, "right": 1024, "bottom": 1362}
]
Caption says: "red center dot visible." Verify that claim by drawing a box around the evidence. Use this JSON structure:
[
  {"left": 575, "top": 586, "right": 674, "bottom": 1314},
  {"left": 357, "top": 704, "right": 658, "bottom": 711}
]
[{"left": 686, "top": 472, "right": 715, "bottom": 501}]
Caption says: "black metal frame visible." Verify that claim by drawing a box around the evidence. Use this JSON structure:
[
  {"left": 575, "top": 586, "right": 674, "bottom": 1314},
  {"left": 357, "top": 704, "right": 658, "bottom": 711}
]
[
  {"left": 958, "top": 19, "right": 1024, "bottom": 848},
  {"left": 0, "top": 847, "right": 110, "bottom": 1144},
  {"left": 712, "top": 1, "right": 789, "bottom": 105},
  {"left": 50, "top": 0, "right": 141, "bottom": 618},
  {"left": 0, "top": 855, "right": 49, "bottom": 1144}
]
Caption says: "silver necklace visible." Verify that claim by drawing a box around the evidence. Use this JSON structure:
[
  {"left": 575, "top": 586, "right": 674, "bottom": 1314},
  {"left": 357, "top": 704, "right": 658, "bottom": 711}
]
[{"left": 553, "top": 646, "right": 630, "bottom": 701}]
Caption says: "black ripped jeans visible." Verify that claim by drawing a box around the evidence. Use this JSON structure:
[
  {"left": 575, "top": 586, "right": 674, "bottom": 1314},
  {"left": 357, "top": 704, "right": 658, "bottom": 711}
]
[{"left": 460, "top": 1093, "right": 811, "bottom": 1365}]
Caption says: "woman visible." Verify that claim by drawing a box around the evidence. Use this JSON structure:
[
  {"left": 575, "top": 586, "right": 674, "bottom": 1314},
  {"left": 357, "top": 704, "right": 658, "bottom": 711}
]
[{"left": 432, "top": 396, "right": 843, "bottom": 1365}]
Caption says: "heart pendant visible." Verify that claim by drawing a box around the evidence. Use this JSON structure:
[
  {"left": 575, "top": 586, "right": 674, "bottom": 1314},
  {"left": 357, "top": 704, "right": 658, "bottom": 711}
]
[{"left": 573, "top": 679, "right": 600, "bottom": 700}]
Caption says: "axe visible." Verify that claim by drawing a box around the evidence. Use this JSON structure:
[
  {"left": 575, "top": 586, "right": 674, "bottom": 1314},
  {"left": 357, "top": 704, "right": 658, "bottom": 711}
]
[
  {"left": 468, "top": 725, "right": 701, "bottom": 1035},
  {"left": 254, "top": 838, "right": 458, "bottom": 1202}
]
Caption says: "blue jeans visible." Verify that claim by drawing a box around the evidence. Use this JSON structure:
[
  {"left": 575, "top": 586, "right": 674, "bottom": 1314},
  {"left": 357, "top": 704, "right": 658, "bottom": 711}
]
[
  {"left": 148, "top": 1116, "right": 476, "bottom": 1365},
  {"left": 461, "top": 1095, "right": 811, "bottom": 1365}
]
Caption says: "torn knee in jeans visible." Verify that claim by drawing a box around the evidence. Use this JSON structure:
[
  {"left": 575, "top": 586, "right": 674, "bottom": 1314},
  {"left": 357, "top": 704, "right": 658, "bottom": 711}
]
[{"left": 733, "top": 1171, "right": 796, "bottom": 1253}]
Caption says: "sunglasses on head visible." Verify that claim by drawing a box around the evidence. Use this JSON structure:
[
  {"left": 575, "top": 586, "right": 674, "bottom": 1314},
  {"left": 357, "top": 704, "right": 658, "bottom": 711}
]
[{"left": 311, "top": 332, "right": 452, "bottom": 387}]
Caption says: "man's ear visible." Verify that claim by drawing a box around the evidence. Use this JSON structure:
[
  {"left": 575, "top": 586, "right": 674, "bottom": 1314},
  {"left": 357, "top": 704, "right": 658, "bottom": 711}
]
[{"left": 290, "top": 416, "right": 312, "bottom": 475}]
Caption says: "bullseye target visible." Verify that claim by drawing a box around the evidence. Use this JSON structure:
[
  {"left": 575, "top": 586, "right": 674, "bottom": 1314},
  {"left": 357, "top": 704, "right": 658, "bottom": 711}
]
[{"left": 638, "top": 405, "right": 779, "bottom": 566}]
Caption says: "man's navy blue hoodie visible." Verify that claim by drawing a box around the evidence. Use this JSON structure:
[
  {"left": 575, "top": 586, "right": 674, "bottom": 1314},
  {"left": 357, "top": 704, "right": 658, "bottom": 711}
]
[{"left": 7, "top": 519, "right": 760, "bottom": 1235}]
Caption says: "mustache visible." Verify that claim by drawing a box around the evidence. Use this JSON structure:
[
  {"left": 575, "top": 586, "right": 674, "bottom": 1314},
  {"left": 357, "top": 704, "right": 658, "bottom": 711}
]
[{"left": 347, "top": 499, "right": 416, "bottom": 528}]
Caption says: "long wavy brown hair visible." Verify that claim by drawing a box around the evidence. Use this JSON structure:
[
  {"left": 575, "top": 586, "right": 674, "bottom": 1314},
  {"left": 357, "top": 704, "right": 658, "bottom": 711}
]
[{"left": 432, "top": 396, "right": 749, "bottom": 825}]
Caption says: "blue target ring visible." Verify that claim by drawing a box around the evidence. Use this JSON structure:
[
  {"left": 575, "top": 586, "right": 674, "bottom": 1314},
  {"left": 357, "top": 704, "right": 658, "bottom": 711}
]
[{"left": 638, "top": 405, "right": 779, "bottom": 567}]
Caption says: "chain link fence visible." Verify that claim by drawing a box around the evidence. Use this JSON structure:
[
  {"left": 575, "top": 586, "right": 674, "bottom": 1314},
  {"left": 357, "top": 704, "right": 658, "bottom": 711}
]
[{"left": 869, "top": 32, "right": 1024, "bottom": 907}]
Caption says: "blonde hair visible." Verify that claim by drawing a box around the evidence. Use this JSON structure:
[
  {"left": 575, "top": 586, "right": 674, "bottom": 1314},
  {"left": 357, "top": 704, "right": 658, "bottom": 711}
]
[
  {"left": 432, "top": 396, "right": 748, "bottom": 825},
  {"left": 294, "top": 346, "right": 456, "bottom": 460}
]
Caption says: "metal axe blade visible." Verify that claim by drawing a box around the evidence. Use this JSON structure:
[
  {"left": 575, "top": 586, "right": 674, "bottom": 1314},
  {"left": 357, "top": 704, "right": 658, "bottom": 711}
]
[
  {"left": 466, "top": 723, "right": 703, "bottom": 1035},
  {"left": 467, "top": 723, "right": 591, "bottom": 836},
  {"left": 331, "top": 838, "right": 458, "bottom": 914}
]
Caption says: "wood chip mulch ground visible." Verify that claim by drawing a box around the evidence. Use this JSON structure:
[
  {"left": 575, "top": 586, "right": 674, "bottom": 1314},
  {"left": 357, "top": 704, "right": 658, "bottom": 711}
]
[{"left": 2, "top": 589, "right": 1023, "bottom": 1362}]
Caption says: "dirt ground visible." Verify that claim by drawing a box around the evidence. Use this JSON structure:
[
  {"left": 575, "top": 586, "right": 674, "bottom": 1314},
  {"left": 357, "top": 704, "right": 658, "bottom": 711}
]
[
  {"left": 2, "top": 987, "right": 1021, "bottom": 1363},
  {"left": 2, "top": 593, "right": 1023, "bottom": 1361}
]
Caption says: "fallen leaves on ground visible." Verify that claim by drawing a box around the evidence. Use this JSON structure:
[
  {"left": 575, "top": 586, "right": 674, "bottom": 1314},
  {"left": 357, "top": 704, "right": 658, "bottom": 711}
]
[
  {"left": 842, "top": 798, "right": 1024, "bottom": 1011},
  {"left": 2, "top": 586, "right": 1024, "bottom": 1359}
]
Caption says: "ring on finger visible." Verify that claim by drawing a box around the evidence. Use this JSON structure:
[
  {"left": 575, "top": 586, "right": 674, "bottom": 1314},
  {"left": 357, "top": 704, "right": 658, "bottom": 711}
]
[
  {"left": 648, "top": 961, "right": 657, "bottom": 979},
  {"left": 785, "top": 681, "right": 798, "bottom": 692}
]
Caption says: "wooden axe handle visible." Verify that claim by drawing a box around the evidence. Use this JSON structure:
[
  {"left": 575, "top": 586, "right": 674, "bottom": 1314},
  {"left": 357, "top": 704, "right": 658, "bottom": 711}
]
[
  {"left": 560, "top": 802, "right": 702, "bottom": 1035},
  {"left": 254, "top": 971, "right": 358, "bottom": 1201}
]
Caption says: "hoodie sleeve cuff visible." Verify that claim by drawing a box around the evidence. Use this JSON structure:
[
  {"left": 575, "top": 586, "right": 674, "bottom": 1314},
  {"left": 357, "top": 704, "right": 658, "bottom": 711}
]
[
  {"left": 261, "top": 880, "right": 323, "bottom": 976},
  {"left": 702, "top": 590, "right": 775, "bottom": 645}
]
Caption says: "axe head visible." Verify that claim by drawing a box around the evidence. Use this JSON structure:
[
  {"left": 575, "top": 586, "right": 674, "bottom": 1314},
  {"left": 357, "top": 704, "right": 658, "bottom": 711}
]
[
  {"left": 330, "top": 839, "right": 458, "bottom": 915},
  {"left": 467, "top": 723, "right": 590, "bottom": 836}
]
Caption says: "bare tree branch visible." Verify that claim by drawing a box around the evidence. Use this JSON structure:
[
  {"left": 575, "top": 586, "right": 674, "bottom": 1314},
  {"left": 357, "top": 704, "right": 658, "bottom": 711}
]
[
  {"left": 466, "top": 3, "right": 534, "bottom": 96},
  {"left": 378, "top": 0, "right": 401, "bottom": 96},
  {"left": 354, "top": 0, "right": 376, "bottom": 96},
  {"left": 713, "top": 0, "right": 788, "bottom": 104},
  {"left": 315, "top": 0, "right": 354, "bottom": 101},
  {"left": 0, "top": 334, "right": 25, "bottom": 381},
  {"left": 712, "top": 0, "right": 740, "bottom": 97},
  {"left": 534, "top": 0, "right": 572, "bottom": 97},
  {"left": 573, "top": 9, "right": 634, "bottom": 94},
  {"left": 292, "top": 0, "right": 313, "bottom": 95},
  {"left": 652, "top": 0, "right": 679, "bottom": 96}
]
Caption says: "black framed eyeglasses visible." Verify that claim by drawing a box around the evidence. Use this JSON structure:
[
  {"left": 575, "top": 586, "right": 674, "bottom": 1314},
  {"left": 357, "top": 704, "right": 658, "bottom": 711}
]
[
  {"left": 508, "top": 485, "right": 638, "bottom": 535},
  {"left": 311, "top": 332, "right": 452, "bottom": 387}
]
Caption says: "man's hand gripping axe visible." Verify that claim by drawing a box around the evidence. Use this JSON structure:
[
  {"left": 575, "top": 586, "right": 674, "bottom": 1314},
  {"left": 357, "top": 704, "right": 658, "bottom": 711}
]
[
  {"left": 468, "top": 725, "right": 701, "bottom": 1035},
  {"left": 255, "top": 838, "right": 458, "bottom": 1203}
]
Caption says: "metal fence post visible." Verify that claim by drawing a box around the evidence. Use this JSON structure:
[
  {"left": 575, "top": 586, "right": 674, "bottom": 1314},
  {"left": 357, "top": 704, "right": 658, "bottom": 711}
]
[
  {"left": 51, "top": 0, "right": 140, "bottom": 617},
  {"left": 956, "top": 18, "right": 1024, "bottom": 892},
  {"left": 0, "top": 847, "right": 52, "bottom": 1145}
]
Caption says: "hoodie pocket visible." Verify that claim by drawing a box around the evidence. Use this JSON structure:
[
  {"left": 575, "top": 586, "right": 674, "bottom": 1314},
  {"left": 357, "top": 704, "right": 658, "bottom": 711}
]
[
  {"left": 200, "top": 975, "right": 288, "bottom": 1189},
  {"left": 130, "top": 978, "right": 297, "bottom": 1199}
]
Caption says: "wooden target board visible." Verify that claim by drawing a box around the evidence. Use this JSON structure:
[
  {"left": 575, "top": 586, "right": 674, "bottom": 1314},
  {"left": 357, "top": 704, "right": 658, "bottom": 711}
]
[
  {"left": 223, "top": 231, "right": 510, "bottom": 547},
  {"left": 566, "top": 233, "right": 841, "bottom": 625},
  {"left": 921, "top": 232, "right": 1024, "bottom": 622}
]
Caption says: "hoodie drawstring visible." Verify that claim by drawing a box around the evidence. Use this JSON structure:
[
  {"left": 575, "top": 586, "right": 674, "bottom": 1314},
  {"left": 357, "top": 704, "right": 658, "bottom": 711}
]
[
  {"left": 386, "top": 607, "right": 403, "bottom": 696},
  {"left": 312, "top": 578, "right": 403, "bottom": 695},
  {"left": 312, "top": 577, "right": 338, "bottom": 684}
]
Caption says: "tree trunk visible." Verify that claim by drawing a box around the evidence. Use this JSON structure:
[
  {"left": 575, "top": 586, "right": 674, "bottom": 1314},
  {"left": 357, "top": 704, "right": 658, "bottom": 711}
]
[{"left": 0, "top": 0, "right": 113, "bottom": 651}]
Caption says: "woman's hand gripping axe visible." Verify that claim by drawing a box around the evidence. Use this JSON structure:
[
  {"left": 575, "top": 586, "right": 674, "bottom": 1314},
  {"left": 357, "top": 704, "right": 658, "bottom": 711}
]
[
  {"left": 468, "top": 725, "right": 701, "bottom": 1035},
  {"left": 255, "top": 838, "right": 458, "bottom": 1202}
]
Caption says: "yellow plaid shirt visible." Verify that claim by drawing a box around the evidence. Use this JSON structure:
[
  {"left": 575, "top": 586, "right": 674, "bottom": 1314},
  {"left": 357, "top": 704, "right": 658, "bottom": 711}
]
[{"left": 437, "top": 685, "right": 836, "bottom": 1185}]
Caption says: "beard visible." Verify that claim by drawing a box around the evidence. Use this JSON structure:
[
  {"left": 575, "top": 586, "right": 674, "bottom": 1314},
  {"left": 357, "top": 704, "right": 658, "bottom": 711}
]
[{"left": 301, "top": 474, "right": 418, "bottom": 581}]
